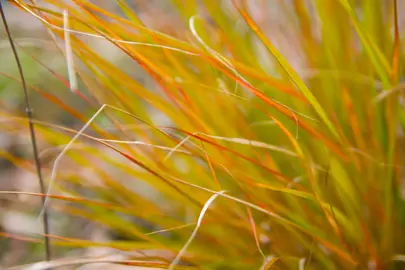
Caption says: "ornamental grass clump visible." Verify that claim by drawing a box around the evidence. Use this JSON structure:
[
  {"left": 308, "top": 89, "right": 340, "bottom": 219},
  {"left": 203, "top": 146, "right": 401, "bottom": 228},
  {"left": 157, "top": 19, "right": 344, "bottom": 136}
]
[{"left": 1, "top": 0, "right": 405, "bottom": 269}]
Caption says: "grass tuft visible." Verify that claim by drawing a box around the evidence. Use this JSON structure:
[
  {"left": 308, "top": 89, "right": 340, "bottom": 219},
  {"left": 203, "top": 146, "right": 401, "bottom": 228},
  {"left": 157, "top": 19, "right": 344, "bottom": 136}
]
[{"left": 1, "top": 0, "right": 405, "bottom": 269}]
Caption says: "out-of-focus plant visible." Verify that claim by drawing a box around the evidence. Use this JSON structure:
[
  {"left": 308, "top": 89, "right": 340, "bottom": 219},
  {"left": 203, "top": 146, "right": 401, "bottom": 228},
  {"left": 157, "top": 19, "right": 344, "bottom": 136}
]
[{"left": 1, "top": 0, "right": 405, "bottom": 269}]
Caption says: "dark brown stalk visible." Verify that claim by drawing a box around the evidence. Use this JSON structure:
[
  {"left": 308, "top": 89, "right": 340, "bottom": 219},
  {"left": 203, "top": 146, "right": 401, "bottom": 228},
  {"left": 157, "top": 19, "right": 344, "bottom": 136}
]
[{"left": 0, "top": 1, "right": 51, "bottom": 261}]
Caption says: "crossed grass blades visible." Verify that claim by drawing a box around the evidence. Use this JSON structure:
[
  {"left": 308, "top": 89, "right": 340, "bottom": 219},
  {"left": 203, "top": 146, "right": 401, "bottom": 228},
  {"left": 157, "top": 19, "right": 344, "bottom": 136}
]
[{"left": 1, "top": 0, "right": 405, "bottom": 269}]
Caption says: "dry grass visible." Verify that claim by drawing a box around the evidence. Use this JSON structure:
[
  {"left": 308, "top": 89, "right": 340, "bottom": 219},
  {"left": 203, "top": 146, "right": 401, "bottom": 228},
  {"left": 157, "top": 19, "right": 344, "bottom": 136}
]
[{"left": 1, "top": 0, "right": 405, "bottom": 269}]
